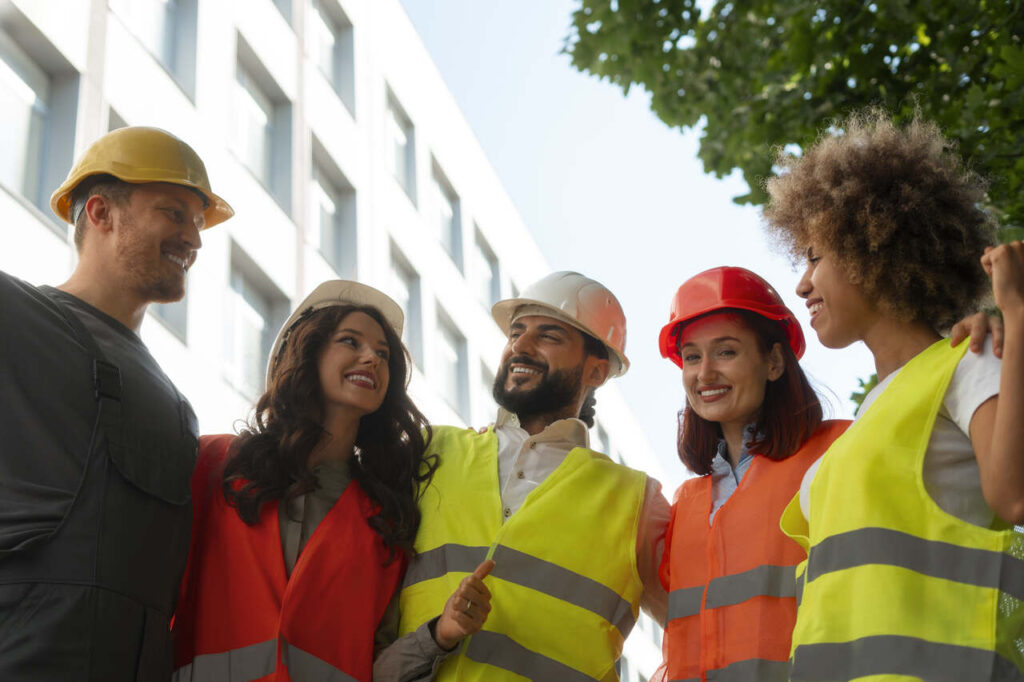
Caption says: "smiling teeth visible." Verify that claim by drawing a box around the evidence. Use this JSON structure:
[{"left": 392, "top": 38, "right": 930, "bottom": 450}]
[
  {"left": 700, "top": 388, "right": 730, "bottom": 397},
  {"left": 511, "top": 367, "right": 541, "bottom": 375},
  {"left": 346, "top": 375, "right": 376, "bottom": 388},
  {"left": 165, "top": 253, "right": 187, "bottom": 271},
  {"left": 809, "top": 303, "right": 823, "bottom": 315}
]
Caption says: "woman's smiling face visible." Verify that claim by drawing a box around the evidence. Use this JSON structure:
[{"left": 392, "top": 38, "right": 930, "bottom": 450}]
[
  {"left": 678, "top": 312, "right": 783, "bottom": 431},
  {"left": 796, "top": 244, "right": 879, "bottom": 349}
]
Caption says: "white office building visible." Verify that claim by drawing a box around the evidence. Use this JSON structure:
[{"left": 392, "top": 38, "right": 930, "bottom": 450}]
[{"left": 0, "top": 0, "right": 665, "bottom": 676}]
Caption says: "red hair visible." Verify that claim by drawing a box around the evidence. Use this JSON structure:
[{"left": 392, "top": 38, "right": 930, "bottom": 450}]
[{"left": 676, "top": 310, "right": 822, "bottom": 476}]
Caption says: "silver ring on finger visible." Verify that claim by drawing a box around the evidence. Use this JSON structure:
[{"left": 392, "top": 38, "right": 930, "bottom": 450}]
[{"left": 463, "top": 597, "right": 473, "bottom": 613}]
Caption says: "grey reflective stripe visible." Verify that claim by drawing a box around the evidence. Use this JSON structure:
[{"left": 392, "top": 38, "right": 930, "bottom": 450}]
[
  {"left": 808, "top": 527, "right": 1024, "bottom": 601},
  {"left": 791, "top": 635, "right": 1024, "bottom": 681},
  {"left": 704, "top": 564, "right": 796, "bottom": 609},
  {"left": 489, "top": 544, "right": 636, "bottom": 638},
  {"left": 405, "top": 543, "right": 637, "bottom": 638},
  {"left": 402, "top": 543, "right": 489, "bottom": 589},
  {"left": 706, "top": 658, "right": 789, "bottom": 681},
  {"left": 172, "top": 638, "right": 276, "bottom": 681},
  {"left": 666, "top": 584, "right": 704, "bottom": 620},
  {"left": 667, "top": 565, "right": 796, "bottom": 622},
  {"left": 281, "top": 638, "right": 359, "bottom": 682},
  {"left": 465, "top": 630, "right": 599, "bottom": 682},
  {"left": 794, "top": 570, "right": 804, "bottom": 606}
]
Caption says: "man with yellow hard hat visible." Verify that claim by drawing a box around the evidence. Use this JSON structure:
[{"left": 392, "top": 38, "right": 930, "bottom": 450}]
[{"left": 0, "top": 127, "right": 231, "bottom": 680}]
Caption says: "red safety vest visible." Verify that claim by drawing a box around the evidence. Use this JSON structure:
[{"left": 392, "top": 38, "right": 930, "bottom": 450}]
[
  {"left": 173, "top": 434, "right": 404, "bottom": 682},
  {"left": 660, "top": 420, "right": 848, "bottom": 682}
]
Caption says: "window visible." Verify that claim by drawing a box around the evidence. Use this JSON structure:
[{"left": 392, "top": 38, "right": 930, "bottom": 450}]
[
  {"left": 109, "top": 0, "right": 198, "bottom": 97},
  {"left": 151, "top": 294, "right": 188, "bottom": 342},
  {"left": 435, "top": 309, "right": 468, "bottom": 419},
  {"left": 386, "top": 91, "right": 415, "bottom": 201},
  {"left": 310, "top": 145, "right": 356, "bottom": 277},
  {"left": 225, "top": 255, "right": 286, "bottom": 398},
  {"left": 0, "top": 19, "right": 77, "bottom": 230},
  {"left": 233, "top": 40, "right": 292, "bottom": 212},
  {"left": 476, "top": 360, "right": 497, "bottom": 424},
  {"left": 273, "top": 0, "right": 292, "bottom": 24},
  {"left": 388, "top": 246, "right": 423, "bottom": 367},
  {"left": 108, "top": 107, "right": 128, "bottom": 132},
  {"left": 0, "top": 32, "right": 46, "bottom": 208},
  {"left": 472, "top": 227, "right": 500, "bottom": 306},
  {"left": 310, "top": 0, "right": 354, "bottom": 114},
  {"left": 431, "top": 162, "right": 462, "bottom": 269}
]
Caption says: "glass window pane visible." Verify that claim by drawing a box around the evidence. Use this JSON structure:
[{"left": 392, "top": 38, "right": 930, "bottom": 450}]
[
  {"left": 233, "top": 68, "right": 272, "bottom": 184},
  {"left": 0, "top": 32, "right": 47, "bottom": 202}
]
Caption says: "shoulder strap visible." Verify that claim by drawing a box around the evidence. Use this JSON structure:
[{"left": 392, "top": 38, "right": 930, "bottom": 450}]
[{"left": 36, "top": 286, "right": 124, "bottom": 460}]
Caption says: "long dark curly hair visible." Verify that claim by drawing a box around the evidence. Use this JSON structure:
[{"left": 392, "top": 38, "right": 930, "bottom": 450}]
[{"left": 222, "top": 304, "right": 437, "bottom": 560}]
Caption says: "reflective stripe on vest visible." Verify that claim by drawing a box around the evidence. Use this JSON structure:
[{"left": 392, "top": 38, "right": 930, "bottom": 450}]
[
  {"left": 667, "top": 564, "right": 797, "bottom": 620},
  {"left": 784, "top": 340, "right": 1024, "bottom": 680},
  {"left": 668, "top": 658, "right": 789, "bottom": 682},
  {"left": 807, "top": 526, "right": 1024, "bottom": 599},
  {"left": 464, "top": 631, "right": 599, "bottom": 682},
  {"left": 398, "top": 426, "right": 646, "bottom": 681},
  {"left": 662, "top": 422, "right": 848, "bottom": 682},
  {"left": 406, "top": 542, "right": 637, "bottom": 637},
  {"left": 172, "top": 638, "right": 359, "bottom": 682}
]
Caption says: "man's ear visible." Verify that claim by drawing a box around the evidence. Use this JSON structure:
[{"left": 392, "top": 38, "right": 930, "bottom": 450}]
[
  {"left": 583, "top": 356, "right": 611, "bottom": 389},
  {"left": 767, "top": 342, "right": 785, "bottom": 382},
  {"left": 84, "top": 194, "right": 116, "bottom": 235}
]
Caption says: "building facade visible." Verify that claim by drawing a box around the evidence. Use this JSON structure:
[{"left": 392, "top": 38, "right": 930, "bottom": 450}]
[{"left": 0, "top": 0, "right": 664, "bottom": 676}]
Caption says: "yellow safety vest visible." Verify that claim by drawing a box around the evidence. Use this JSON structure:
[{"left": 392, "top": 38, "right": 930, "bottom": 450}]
[
  {"left": 399, "top": 425, "right": 646, "bottom": 681},
  {"left": 781, "top": 340, "right": 1024, "bottom": 681}
]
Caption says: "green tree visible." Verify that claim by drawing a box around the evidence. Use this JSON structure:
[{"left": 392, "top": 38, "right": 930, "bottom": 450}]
[{"left": 565, "top": 0, "right": 1024, "bottom": 239}]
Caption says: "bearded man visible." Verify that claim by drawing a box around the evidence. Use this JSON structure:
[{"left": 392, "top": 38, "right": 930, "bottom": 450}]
[
  {"left": 0, "top": 127, "right": 232, "bottom": 680},
  {"left": 375, "top": 271, "right": 669, "bottom": 682}
]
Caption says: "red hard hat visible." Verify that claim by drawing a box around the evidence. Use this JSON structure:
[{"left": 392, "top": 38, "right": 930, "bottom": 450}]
[{"left": 658, "top": 266, "right": 805, "bottom": 366}]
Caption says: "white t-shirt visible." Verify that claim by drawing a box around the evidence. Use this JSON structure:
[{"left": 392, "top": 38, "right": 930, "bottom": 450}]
[{"left": 800, "top": 339, "right": 1002, "bottom": 528}]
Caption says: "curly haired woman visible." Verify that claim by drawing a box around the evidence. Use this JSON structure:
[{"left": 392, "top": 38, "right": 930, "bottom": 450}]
[
  {"left": 765, "top": 110, "right": 1024, "bottom": 681},
  {"left": 172, "top": 281, "right": 437, "bottom": 682}
]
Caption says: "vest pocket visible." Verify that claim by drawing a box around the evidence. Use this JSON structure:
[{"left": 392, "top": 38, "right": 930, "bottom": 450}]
[{"left": 105, "top": 398, "right": 198, "bottom": 506}]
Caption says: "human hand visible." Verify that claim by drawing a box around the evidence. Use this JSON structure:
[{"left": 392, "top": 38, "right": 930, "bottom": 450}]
[
  {"left": 982, "top": 241, "right": 1024, "bottom": 321},
  {"left": 950, "top": 311, "right": 1004, "bottom": 358},
  {"left": 465, "top": 424, "right": 492, "bottom": 435},
  {"left": 434, "top": 559, "right": 495, "bottom": 651}
]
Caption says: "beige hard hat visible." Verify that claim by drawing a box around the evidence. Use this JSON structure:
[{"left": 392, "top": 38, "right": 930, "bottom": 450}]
[
  {"left": 492, "top": 271, "right": 629, "bottom": 377},
  {"left": 50, "top": 126, "right": 234, "bottom": 228},
  {"left": 267, "top": 281, "right": 404, "bottom": 388}
]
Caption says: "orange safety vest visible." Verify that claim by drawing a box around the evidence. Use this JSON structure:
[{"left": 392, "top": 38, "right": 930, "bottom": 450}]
[
  {"left": 172, "top": 434, "right": 404, "bottom": 682},
  {"left": 661, "top": 420, "right": 848, "bottom": 682}
]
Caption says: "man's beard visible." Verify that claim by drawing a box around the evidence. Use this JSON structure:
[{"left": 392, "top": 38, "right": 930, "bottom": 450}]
[
  {"left": 115, "top": 212, "right": 187, "bottom": 303},
  {"left": 492, "top": 355, "right": 583, "bottom": 420}
]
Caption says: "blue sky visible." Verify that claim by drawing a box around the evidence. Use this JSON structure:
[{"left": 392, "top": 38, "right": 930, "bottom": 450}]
[{"left": 399, "top": 0, "right": 875, "bottom": 487}]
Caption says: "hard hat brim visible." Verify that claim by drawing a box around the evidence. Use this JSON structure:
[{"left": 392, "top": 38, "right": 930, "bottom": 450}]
[
  {"left": 49, "top": 172, "right": 234, "bottom": 229},
  {"left": 658, "top": 302, "right": 806, "bottom": 367}
]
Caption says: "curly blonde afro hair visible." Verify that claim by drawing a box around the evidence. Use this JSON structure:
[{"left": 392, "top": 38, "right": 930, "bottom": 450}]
[{"left": 764, "top": 109, "right": 996, "bottom": 332}]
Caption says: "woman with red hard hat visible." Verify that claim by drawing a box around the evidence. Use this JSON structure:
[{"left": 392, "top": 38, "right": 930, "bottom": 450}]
[{"left": 656, "top": 266, "right": 849, "bottom": 682}]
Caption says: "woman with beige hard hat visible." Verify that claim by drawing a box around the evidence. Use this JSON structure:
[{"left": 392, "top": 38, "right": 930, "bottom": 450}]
[{"left": 172, "top": 280, "right": 438, "bottom": 682}]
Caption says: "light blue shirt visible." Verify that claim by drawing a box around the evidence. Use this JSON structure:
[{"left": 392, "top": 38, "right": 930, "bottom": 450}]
[{"left": 708, "top": 425, "right": 756, "bottom": 524}]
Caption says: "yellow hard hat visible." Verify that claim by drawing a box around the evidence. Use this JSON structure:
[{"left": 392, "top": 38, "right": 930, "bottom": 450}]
[{"left": 49, "top": 126, "right": 234, "bottom": 228}]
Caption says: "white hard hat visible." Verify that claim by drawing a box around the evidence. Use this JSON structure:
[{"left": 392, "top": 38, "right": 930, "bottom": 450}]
[
  {"left": 267, "top": 280, "right": 404, "bottom": 388},
  {"left": 492, "top": 271, "right": 629, "bottom": 377}
]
